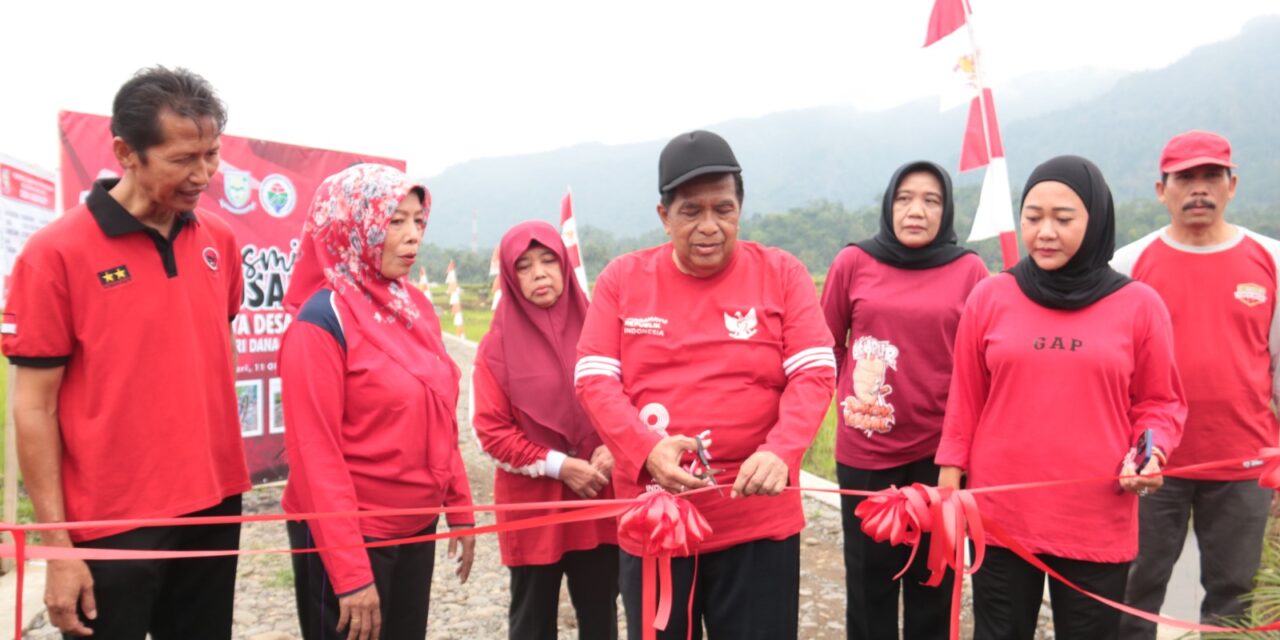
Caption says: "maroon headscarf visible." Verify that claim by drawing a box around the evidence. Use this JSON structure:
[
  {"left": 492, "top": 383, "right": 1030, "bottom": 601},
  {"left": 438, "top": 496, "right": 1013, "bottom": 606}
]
[{"left": 479, "top": 221, "right": 597, "bottom": 453}]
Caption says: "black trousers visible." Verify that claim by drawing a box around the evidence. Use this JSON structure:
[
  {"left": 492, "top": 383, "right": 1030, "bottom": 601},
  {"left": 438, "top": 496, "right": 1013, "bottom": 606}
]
[
  {"left": 288, "top": 518, "right": 438, "bottom": 640},
  {"left": 1121, "top": 477, "right": 1271, "bottom": 639},
  {"left": 619, "top": 535, "right": 800, "bottom": 640},
  {"left": 68, "top": 494, "right": 242, "bottom": 640},
  {"left": 839, "top": 460, "right": 953, "bottom": 640},
  {"left": 509, "top": 544, "right": 621, "bottom": 640},
  {"left": 974, "top": 545, "right": 1129, "bottom": 640}
]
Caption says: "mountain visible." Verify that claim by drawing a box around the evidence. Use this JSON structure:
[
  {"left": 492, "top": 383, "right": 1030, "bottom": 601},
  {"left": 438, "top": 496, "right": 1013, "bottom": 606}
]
[{"left": 421, "top": 15, "right": 1280, "bottom": 248}]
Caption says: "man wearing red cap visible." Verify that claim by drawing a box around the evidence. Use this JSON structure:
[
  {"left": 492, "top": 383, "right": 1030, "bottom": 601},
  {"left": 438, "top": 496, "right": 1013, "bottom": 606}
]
[
  {"left": 1112, "top": 130, "right": 1280, "bottom": 636},
  {"left": 575, "top": 130, "right": 836, "bottom": 639}
]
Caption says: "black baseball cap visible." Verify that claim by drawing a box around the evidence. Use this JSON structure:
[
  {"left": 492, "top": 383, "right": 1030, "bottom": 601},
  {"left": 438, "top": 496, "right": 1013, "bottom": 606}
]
[{"left": 658, "top": 130, "right": 742, "bottom": 194}]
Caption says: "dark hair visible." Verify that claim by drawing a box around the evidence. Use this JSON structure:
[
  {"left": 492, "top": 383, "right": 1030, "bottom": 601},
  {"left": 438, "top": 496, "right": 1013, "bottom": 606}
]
[
  {"left": 1161, "top": 167, "right": 1232, "bottom": 184},
  {"left": 111, "top": 66, "right": 227, "bottom": 161},
  {"left": 661, "top": 172, "right": 744, "bottom": 208}
]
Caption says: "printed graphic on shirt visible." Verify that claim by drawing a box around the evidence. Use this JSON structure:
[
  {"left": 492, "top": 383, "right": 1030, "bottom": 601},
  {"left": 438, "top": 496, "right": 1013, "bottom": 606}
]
[
  {"left": 724, "top": 308, "right": 757, "bottom": 340},
  {"left": 1235, "top": 283, "right": 1267, "bottom": 307},
  {"left": 624, "top": 316, "right": 668, "bottom": 337},
  {"left": 843, "top": 335, "right": 898, "bottom": 436},
  {"left": 638, "top": 402, "right": 671, "bottom": 436},
  {"left": 203, "top": 247, "right": 220, "bottom": 271},
  {"left": 97, "top": 265, "right": 132, "bottom": 288}
]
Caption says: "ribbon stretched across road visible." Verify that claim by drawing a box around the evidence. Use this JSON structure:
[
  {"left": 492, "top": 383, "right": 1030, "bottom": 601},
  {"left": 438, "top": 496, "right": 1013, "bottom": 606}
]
[{"left": 2, "top": 448, "right": 1279, "bottom": 640}]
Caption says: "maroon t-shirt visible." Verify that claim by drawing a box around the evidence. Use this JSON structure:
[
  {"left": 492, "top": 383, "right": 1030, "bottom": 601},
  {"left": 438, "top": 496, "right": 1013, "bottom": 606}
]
[{"left": 821, "top": 246, "right": 988, "bottom": 470}]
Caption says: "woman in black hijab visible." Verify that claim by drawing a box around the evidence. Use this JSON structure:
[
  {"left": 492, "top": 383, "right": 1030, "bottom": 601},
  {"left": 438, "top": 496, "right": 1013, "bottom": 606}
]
[
  {"left": 821, "top": 161, "right": 989, "bottom": 639},
  {"left": 936, "top": 156, "right": 1186, "bottom": 639}
]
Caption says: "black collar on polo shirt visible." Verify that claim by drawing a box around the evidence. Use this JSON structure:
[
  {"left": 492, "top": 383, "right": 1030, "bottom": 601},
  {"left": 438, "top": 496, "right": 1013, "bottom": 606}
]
[{"left": 87, "top": 178, "right": 198, "bottom": 278}]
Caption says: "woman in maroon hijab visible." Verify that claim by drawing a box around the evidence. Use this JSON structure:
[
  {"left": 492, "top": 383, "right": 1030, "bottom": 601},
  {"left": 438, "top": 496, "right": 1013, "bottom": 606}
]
[{"left": 474, "top": 220, "right": 620, "bottom": 640}]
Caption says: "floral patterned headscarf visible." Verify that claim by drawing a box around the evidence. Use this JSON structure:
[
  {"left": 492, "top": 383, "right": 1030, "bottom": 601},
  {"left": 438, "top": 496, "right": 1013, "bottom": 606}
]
[{"left": 284, "top": 163, "right": 458, "bottom": 404}]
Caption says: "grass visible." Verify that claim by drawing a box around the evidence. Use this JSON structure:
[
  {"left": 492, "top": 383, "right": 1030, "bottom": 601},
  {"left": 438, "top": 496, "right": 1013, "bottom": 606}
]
[
  {"left": 1202, "top": 514, "right": 1280, "bottom": 637},
  {"left": 801, "top": 400, "right": 839, "bottom": 482}
]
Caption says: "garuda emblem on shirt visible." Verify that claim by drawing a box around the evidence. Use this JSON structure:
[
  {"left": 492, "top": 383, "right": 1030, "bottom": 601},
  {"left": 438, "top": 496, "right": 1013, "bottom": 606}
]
[{"left": 724, "top": 308, "right": 757, "bottom": 340}]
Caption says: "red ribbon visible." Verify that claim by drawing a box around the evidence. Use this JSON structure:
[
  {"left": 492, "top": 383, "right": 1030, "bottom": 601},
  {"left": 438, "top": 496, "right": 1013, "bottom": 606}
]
[
  {"left": 1257, "top": 447, "right": 1280, "bottom": 489},
  {"left": 1, "top": 449, "right": 1278, "bottom": 639},
  {"left": 617, "top": 491, "right": 711, "bottom": 640}
]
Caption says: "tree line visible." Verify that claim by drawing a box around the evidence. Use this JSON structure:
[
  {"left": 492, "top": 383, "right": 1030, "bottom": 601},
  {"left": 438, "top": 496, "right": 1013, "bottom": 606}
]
[{"left": 418, "top": 185, "right": 1280, "bottom": 283}]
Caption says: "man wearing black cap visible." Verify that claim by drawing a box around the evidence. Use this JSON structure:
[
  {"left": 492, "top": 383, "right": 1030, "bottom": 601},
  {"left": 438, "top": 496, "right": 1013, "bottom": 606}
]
[
  {"left": 1113, "top": 131, "right": 1280, "bottom": 636},
  {"left": 575, "top": 130, "right": 836, "bottom": 638}
]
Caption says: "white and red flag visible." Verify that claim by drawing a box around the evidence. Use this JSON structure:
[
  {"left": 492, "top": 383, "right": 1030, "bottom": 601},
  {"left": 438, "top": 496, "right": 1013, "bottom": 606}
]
[
  {"left": 488, "top": 244, "right": 503, "bottom": 310},
  {"left": 446, "top": 259, "right": 464, "bottom": 337},
  {"left": 559, "top": 188, "right": 591, "bottom": 298},
  {"left": 924, "top": 0, "right": 1018, "bottom": 268}
]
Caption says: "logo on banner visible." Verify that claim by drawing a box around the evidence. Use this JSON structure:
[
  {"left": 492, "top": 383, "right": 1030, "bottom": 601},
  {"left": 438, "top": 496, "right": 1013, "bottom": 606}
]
[
  {"left": 203, "top": 247, "right": 220, "bottom": 271},
  {"left": 219, "top": 170, "right": 255, "bottom": 214},
  {"left": 259, "top": 174, "right": 297, "bottom": 218}
]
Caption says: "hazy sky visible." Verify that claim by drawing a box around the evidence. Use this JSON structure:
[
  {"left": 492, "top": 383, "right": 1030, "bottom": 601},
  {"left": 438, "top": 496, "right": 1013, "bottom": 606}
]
[{"left": 3, "top": 0, "right": 1276, "bottom": 177}]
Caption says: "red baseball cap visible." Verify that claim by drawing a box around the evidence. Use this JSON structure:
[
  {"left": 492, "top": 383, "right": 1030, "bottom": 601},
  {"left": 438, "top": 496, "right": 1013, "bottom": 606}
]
[{"left": 1160, "top": 130, "right": 1237, "bottom": 173}]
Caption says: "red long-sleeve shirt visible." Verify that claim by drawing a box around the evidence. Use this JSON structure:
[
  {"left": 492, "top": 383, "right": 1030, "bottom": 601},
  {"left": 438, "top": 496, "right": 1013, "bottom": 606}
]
[
  {"left": 280, "top": 290, "right": 474, "bottom": 595},
  {"left": 936, "top": 274, "right": 1186, "bottom": 562},
  {"left": 575, "top": 242, "right": 836, "bottom": 556},
  {"left": 821, "top": 246, "right": 988, "bottom": 469},
  {"left": 472, "top": 357, "right": 618, "bottom": 566}
]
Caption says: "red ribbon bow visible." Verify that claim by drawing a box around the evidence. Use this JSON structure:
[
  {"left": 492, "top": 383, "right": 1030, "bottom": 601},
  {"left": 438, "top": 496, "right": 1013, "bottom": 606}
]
[
  {"left": 1257, "top": 447, "right": 1280, "bottom": 489},
  {"left": 855, "top": 483, "right": 984, "bottom": 640},
  {"left": 618, "top": 491, "right": 711, "bottom": 640}
]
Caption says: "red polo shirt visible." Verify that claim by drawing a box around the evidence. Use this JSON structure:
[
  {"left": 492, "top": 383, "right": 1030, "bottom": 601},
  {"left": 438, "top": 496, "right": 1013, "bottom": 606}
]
[{"left": 2, "top": 179, "right": 250, "bottom": 542}]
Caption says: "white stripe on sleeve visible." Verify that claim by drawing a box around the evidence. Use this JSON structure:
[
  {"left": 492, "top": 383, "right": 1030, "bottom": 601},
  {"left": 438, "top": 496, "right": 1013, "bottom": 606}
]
[{"left": 784, "top": 348, "right": 837, "bottom": 377}]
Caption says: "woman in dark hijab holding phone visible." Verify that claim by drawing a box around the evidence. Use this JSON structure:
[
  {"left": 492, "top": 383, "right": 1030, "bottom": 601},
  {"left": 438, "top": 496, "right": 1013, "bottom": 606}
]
[{"left": 936, "top": 155, "right": 1187, "bottom": 639}]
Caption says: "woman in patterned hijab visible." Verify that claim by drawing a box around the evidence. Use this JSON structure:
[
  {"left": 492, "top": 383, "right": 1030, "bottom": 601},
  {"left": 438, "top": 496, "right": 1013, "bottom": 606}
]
[{"left": 280, "top": 164, "right": 476, "bottom": 640}]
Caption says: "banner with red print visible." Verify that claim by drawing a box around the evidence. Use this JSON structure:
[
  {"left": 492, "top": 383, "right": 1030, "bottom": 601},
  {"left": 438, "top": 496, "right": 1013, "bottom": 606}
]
[
  {"left": 0, "top": 155, "right": 57, "bottom": 303},
  {"left": 58, "top": 111, "right": 406, "bottom": 482}
]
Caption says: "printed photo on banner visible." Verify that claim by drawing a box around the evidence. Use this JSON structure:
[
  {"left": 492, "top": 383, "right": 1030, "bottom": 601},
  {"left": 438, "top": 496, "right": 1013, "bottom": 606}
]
[
  {"left": 269, "top": 377, "right": 285, "bottom": 434},
  {"left": 237, "top": 379, "right": 264, "bottom": 437}
]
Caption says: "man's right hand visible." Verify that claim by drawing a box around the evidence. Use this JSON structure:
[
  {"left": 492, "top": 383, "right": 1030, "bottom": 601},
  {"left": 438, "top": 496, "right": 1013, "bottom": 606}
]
[
  {"left": 645, "top": 436, "right": 709, "bottom": 494},
  {"left": 560, "top": 458, "right": 609, "bottom": 498},
  {"left": 45, "top": 558, "right": 95, "bottom": 636},
  {"left": 337, "top": 583, "right": 381, "bottom": 640}
]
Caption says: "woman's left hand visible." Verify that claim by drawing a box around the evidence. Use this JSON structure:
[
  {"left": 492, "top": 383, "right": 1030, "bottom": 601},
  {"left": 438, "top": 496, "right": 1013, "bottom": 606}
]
[
  {"left": 590, "top": 445, "right": 614, "bottom": 478},
  {"left": 1120, "top": 456, "right": 1163, "bottom": 497},
  {"left": 448, "top": 525, "right": 476, "bottom": 584}
]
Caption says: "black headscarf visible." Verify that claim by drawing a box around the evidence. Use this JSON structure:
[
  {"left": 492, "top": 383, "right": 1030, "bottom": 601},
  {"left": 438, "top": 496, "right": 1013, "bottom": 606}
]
[
  {"left": 856, "top": 161, "right": 974, "bottom": 270},
  {"left": 1007, "top": 155, "right": 1131, "bottom": 310}
]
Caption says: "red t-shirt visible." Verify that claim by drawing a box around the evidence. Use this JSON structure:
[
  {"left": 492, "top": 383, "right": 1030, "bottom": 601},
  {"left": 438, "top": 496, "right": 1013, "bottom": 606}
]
[
  {"left": 821, "top": 247, "right": 988, "bottom": 470},
  {"left": 1112, "top": 226, "right": 1280, "bottom": 480},
  {"left": 575, "top": 241, "right": 836, "bottom": 556},
  {"left": 280, "top": 289, "right": 475, "bottom": 595},
  {"left": 1, "top": 181, "right": 250, "bottom": 542},
  {"left": 935, "top": 274, "right": 1186, "bottom": 562},
  {"left": 472, "top": 357, "right": 618, "bottom": 566}
]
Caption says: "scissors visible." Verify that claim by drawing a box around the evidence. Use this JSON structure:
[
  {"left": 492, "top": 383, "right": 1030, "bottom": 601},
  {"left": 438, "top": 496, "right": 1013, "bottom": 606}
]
[{"left": 692, "top": 436, "right": 725, "bottom": 493}]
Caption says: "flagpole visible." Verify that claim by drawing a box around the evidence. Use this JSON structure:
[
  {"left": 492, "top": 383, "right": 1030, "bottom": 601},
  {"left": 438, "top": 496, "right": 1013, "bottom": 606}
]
[
  {"left": 567, "top": 185, "right": 589, "bottom": 283},
  {"left": 962, "top": 1, "right": 1019, "bottom": 269}
]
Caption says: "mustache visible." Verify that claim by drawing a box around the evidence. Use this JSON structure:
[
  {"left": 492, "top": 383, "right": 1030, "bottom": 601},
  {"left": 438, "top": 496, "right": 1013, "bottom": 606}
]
[{"left": 1183, "top": 198, "right": 1216, "bottom": 211}]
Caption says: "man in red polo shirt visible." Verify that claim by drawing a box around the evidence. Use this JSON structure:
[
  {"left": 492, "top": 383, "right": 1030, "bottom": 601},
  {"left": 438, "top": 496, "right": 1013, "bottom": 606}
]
[
  {"left": 576, "top": 130, "right": 836, "bottom": 639},
  {"left": 1112, "top": 131, "right": 1280, "bottom": 637},
  {"left": 3, "top": 67, "right": 249, "bottom": 638}
]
